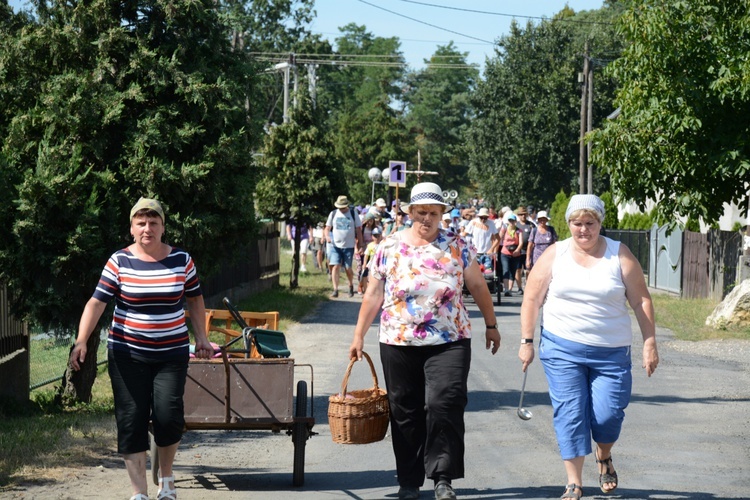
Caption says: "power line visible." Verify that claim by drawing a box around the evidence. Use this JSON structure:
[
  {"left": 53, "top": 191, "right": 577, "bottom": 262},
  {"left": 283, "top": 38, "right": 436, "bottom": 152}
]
[
  {"left": 248, "top": 51, "right": 475, "bottom": 60},
  {"left": 394, "top": 0, "right": 614, "bottom": 26},
  {"left": 253, "top": 56, "right": 477, "bottom": 69},
  {"left": 355, "top": 0, "right": 495, "bottom": 45},
  {"left": 310, "top": 30, "right": 491, "bottom": 46}
]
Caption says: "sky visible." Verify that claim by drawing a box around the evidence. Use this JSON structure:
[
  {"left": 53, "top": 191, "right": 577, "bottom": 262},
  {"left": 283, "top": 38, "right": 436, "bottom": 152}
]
[
  {"left": 8, "top": 0, "right": 604, "bottom": 72},
  {"left": 310, "top": 0, "right": 605, "bottom": 71}
]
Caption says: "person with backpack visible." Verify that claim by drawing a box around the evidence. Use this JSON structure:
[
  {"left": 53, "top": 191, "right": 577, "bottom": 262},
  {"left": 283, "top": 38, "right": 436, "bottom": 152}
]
[
  {"left": 499, "top": 213, "right": 523, "bottom": 296},
  {"left": 324, "top": 195, "right": 363, "bottom": 298},
  {"left": 526, "top": 210, "right": 557, "bottom": 271}
]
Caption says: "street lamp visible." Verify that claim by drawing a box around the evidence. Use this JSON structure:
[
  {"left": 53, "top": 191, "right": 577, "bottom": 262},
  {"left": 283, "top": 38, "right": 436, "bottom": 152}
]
[{"left": 368, "top": 167, "right": 384, "bottom": 205}]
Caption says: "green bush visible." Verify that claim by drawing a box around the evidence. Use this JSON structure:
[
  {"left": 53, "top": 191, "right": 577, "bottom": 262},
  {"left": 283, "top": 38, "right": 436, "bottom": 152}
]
[
  {"left": 600, "top": 192, "right": 619, "bottom": 229},
  {"left": 549, "top": 190, "right": 572, "bottom": 239},
  {"left": 684, "top": 217, "right": 701, "bottom": 232},
  {"left": 619, "top": 211, "right": 653, "bottom": 230}
]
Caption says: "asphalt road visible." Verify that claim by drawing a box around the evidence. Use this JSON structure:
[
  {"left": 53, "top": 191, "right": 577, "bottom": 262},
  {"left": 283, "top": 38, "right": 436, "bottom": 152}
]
[{"left": 12, "top": 290, "right": 750, "bottom": 499}]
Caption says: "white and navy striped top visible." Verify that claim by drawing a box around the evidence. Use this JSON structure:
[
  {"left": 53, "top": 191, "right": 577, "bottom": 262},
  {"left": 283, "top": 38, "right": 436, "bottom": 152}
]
[{"left": 93, "top": 247, "right": 202, "bottom": 360}]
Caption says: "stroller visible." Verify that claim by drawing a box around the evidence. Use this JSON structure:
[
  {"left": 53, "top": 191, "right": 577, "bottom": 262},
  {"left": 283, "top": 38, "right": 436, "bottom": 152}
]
[{"left": 463, "top": 254, "right": 503, "bottom": 305}]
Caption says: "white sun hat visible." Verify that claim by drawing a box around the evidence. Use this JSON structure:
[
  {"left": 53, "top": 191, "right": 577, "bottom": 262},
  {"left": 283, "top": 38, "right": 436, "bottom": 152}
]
[
  {"left": 374, "top": 198, "right": 387, "bottom": 208},
  {"left": 537, "top": 210, "right": 549, "bottom": 220},
  {"left": 477, "top": 207, "right": 490, "bottom": 217},
  {"left": 409, "top": 182, "right": 450, "bottom": 211}
]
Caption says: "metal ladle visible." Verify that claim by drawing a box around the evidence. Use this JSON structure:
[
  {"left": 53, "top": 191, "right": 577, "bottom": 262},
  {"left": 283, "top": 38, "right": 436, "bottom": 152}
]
[{"left": 517, "top": 370, "right": 533, "bottom": 420}]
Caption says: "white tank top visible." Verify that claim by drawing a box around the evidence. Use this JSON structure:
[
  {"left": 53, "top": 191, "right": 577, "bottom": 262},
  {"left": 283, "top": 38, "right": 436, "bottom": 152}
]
[{"left": 542, "top": 237, "right": 632, "bottom": 347}]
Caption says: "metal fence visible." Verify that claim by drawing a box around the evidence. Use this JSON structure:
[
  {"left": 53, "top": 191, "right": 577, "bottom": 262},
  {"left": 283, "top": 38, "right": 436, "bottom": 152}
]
[
  {"left": 605, "top": 229, "right": 650, "bottom": 275},
  {"left": 29, "top": 328, "right": 108, "bottom": 391}
]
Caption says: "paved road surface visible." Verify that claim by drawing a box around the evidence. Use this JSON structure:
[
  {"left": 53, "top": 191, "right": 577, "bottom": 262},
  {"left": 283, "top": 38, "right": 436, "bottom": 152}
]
[{"left": 11, "top": 290, "right": 750, "bottom": 499}]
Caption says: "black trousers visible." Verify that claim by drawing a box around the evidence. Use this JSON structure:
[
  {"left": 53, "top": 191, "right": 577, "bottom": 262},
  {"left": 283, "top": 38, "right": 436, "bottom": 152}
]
[
  {"left": 108, "top": 350, "right": 188, "bottom": 454},
  {"left": 380, "top": 339, "right": 471, "bottom": 487}
]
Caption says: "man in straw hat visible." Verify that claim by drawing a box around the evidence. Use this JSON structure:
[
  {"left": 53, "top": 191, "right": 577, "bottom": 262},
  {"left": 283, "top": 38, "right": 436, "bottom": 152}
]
[{"left": 324, "top": 195, "right": 363, "bottom": 298}]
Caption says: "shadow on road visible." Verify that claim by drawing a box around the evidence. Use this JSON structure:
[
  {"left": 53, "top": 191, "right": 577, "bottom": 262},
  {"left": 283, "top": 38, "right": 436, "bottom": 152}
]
[{"left": 176, "top": 469, "right": 736, "bottom": 500}]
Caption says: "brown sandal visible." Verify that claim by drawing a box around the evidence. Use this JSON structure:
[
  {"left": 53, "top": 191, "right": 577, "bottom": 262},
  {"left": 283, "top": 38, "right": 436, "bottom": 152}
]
[
  {"left": 561, "top": 483, "right": 582, "bottom": 499},
  {"left": 596, "top": 455, "right": 619, "bottom": 493}
]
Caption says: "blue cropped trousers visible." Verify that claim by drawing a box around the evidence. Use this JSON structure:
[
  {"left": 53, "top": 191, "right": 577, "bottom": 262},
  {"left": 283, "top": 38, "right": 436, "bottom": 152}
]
[{"left": 539, "top": 329, "right": 632, "bottom": 460}]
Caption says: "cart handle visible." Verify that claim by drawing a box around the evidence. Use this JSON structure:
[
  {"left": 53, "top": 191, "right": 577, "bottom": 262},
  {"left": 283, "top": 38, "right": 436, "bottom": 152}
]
[{"left": 223, "top": 296, "right": 250, "bottom": 329}]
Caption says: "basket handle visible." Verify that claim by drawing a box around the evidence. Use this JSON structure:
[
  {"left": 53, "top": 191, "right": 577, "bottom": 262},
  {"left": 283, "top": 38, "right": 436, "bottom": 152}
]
[{"left": 340, "top": 351, "right": 380, "bottom": 397}]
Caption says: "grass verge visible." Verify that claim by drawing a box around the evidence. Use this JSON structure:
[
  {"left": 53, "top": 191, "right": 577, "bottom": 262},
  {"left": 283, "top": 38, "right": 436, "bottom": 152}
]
[
  {"left": 0, "top": 250, "right": 331, "bottom": 488},
  {"left": 651, "top": 293, "right": 750, "bottom": 341}
]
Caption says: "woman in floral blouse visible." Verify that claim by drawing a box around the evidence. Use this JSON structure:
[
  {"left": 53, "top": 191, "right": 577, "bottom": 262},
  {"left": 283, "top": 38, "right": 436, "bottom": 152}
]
[{"left": 349, "top": 182, "right": 501, "bottom": 500}]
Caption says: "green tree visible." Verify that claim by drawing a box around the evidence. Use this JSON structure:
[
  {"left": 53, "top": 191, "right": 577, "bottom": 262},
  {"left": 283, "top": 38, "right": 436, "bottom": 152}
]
[
  {"left": 0, "top": 0, "right": 257, "bottom": 402},
  {"left": 590, "top": 0, "right": 750, "bottom": 227},
  {"left": 402, "top": 43, "right": 479, "bottom": 189},
  {"left": 255, "top": 88, "right": 342, "bottom": 288},
  {"left": 322, "top": 24, "right": 411, "bottom": 204},
  {"left": 466, "top": 5, "right": 623, "bottom": 210},
  {"left": 466, "top": 19, "right": 583, "bottom": 210}
]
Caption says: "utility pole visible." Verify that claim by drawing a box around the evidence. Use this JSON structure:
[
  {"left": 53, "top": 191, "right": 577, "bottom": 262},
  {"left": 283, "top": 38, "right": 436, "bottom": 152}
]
[
  {"left": 307, "top": 64, "right": 318, "bottom": 108},
  {"left": 578, "top": 41, "right": 589, "bottom": 194},
  {"left": 267, "top": 53, "right": 297, "bottom": 123},
  {"left": 586, "top": 51, "right": 594, "bottom": 195}
]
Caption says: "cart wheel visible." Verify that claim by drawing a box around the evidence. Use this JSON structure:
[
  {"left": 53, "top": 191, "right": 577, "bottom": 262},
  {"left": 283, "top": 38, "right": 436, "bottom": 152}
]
[
  {"left": 149, "top": 426, "right": 160, "bottom": 486},
  {"left": 292, "top": 380, "right": 308, "bottom": 487}
]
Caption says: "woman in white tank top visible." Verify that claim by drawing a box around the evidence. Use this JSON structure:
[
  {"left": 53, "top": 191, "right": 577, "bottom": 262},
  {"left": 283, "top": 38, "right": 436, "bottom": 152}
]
[{"left": 517, "top": 194, "right": 659, "bottom": 500}]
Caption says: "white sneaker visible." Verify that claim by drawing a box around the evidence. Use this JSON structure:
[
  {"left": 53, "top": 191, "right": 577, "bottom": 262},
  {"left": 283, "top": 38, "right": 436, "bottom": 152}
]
[{"left": 300, "top": 266, "right": 307, "bottom": 273}]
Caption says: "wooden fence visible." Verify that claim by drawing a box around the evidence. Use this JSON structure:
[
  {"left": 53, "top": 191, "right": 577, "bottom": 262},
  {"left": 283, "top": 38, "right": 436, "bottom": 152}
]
[
  {"left": 0, "top": 283, "right": 29, "bottom": 403},
  {"left": 669, "top": 228, "right": 742, "bottom": 300},
  {"left": 602, "top": 226, "right": 742, "bottom": 301},
  {"left": 200, "top": 221, "right": 280, "bottom": 307}
]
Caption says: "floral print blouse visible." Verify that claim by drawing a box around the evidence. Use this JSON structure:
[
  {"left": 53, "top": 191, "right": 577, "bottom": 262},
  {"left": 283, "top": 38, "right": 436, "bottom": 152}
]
[{"left": 370, "top": 229, "right": 476, "bottom": 346}]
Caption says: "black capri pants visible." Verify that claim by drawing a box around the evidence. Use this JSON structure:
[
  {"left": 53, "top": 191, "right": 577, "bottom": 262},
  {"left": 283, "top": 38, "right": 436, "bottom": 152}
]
[
  {"left": 380, "top": 339, "right": 471, "bottom": 487},
  {"left": 108, "top": 350, "right": 188, "bottom": 454}
]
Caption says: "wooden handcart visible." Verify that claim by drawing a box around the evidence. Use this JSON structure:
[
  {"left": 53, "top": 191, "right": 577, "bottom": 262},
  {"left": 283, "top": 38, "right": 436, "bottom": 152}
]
[{"left": 150, "top": 297, "right": 315, "bottom": 487}]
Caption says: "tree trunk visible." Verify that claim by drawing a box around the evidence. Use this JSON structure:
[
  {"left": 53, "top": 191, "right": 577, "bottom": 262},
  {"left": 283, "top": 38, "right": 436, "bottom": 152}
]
[
  {"left": 290, "top": 220, "right": 301, "bottom": 289},
  {"left": 60, "top": 332, "right": 101, "bottom": 405}
]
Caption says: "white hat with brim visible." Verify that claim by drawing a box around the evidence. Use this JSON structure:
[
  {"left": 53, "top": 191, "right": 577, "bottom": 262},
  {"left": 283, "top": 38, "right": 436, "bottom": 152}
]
[
  {"left": 334, "top": 195, "right": 350, "bottom": 208},
  {"left": 477, "top": 207, "right": 490, "bottom": 217},
  {"left": 442, "top": 213, "right": 452, "bottom": 221},
  {"left": 537, "top": 210, "right": 549, "bottom": 220},
  {"left": 374, "top": 198, "right": 387, "bottom": 208},
  {"left": 409, "top": 182, "right": 450, "bottom": 211}
]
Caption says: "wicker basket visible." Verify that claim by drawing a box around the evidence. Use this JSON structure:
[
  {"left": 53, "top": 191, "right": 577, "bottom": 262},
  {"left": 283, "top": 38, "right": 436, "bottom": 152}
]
[{"left": 328, "top": 351, "right": 390, "bottom": 444}]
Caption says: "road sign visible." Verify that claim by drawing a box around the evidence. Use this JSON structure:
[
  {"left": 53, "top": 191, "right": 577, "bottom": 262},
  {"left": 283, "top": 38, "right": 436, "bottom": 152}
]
[{"left": 388, "top": 161, "right": 406, "bottom": 187}]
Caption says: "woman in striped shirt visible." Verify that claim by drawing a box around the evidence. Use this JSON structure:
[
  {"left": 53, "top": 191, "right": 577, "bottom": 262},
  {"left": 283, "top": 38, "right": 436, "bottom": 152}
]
[{"left": 70, "top": 197, "right": 214, "bottom": 500}]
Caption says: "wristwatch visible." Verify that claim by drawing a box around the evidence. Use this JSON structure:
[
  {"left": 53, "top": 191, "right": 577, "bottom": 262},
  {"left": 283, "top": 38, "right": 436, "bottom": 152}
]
[
  {"left": 485, "top": 324, "right": 498, "bottom": 330},
  {"left": 521, "top": 338, "right": 534, "bottom": 344}
]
